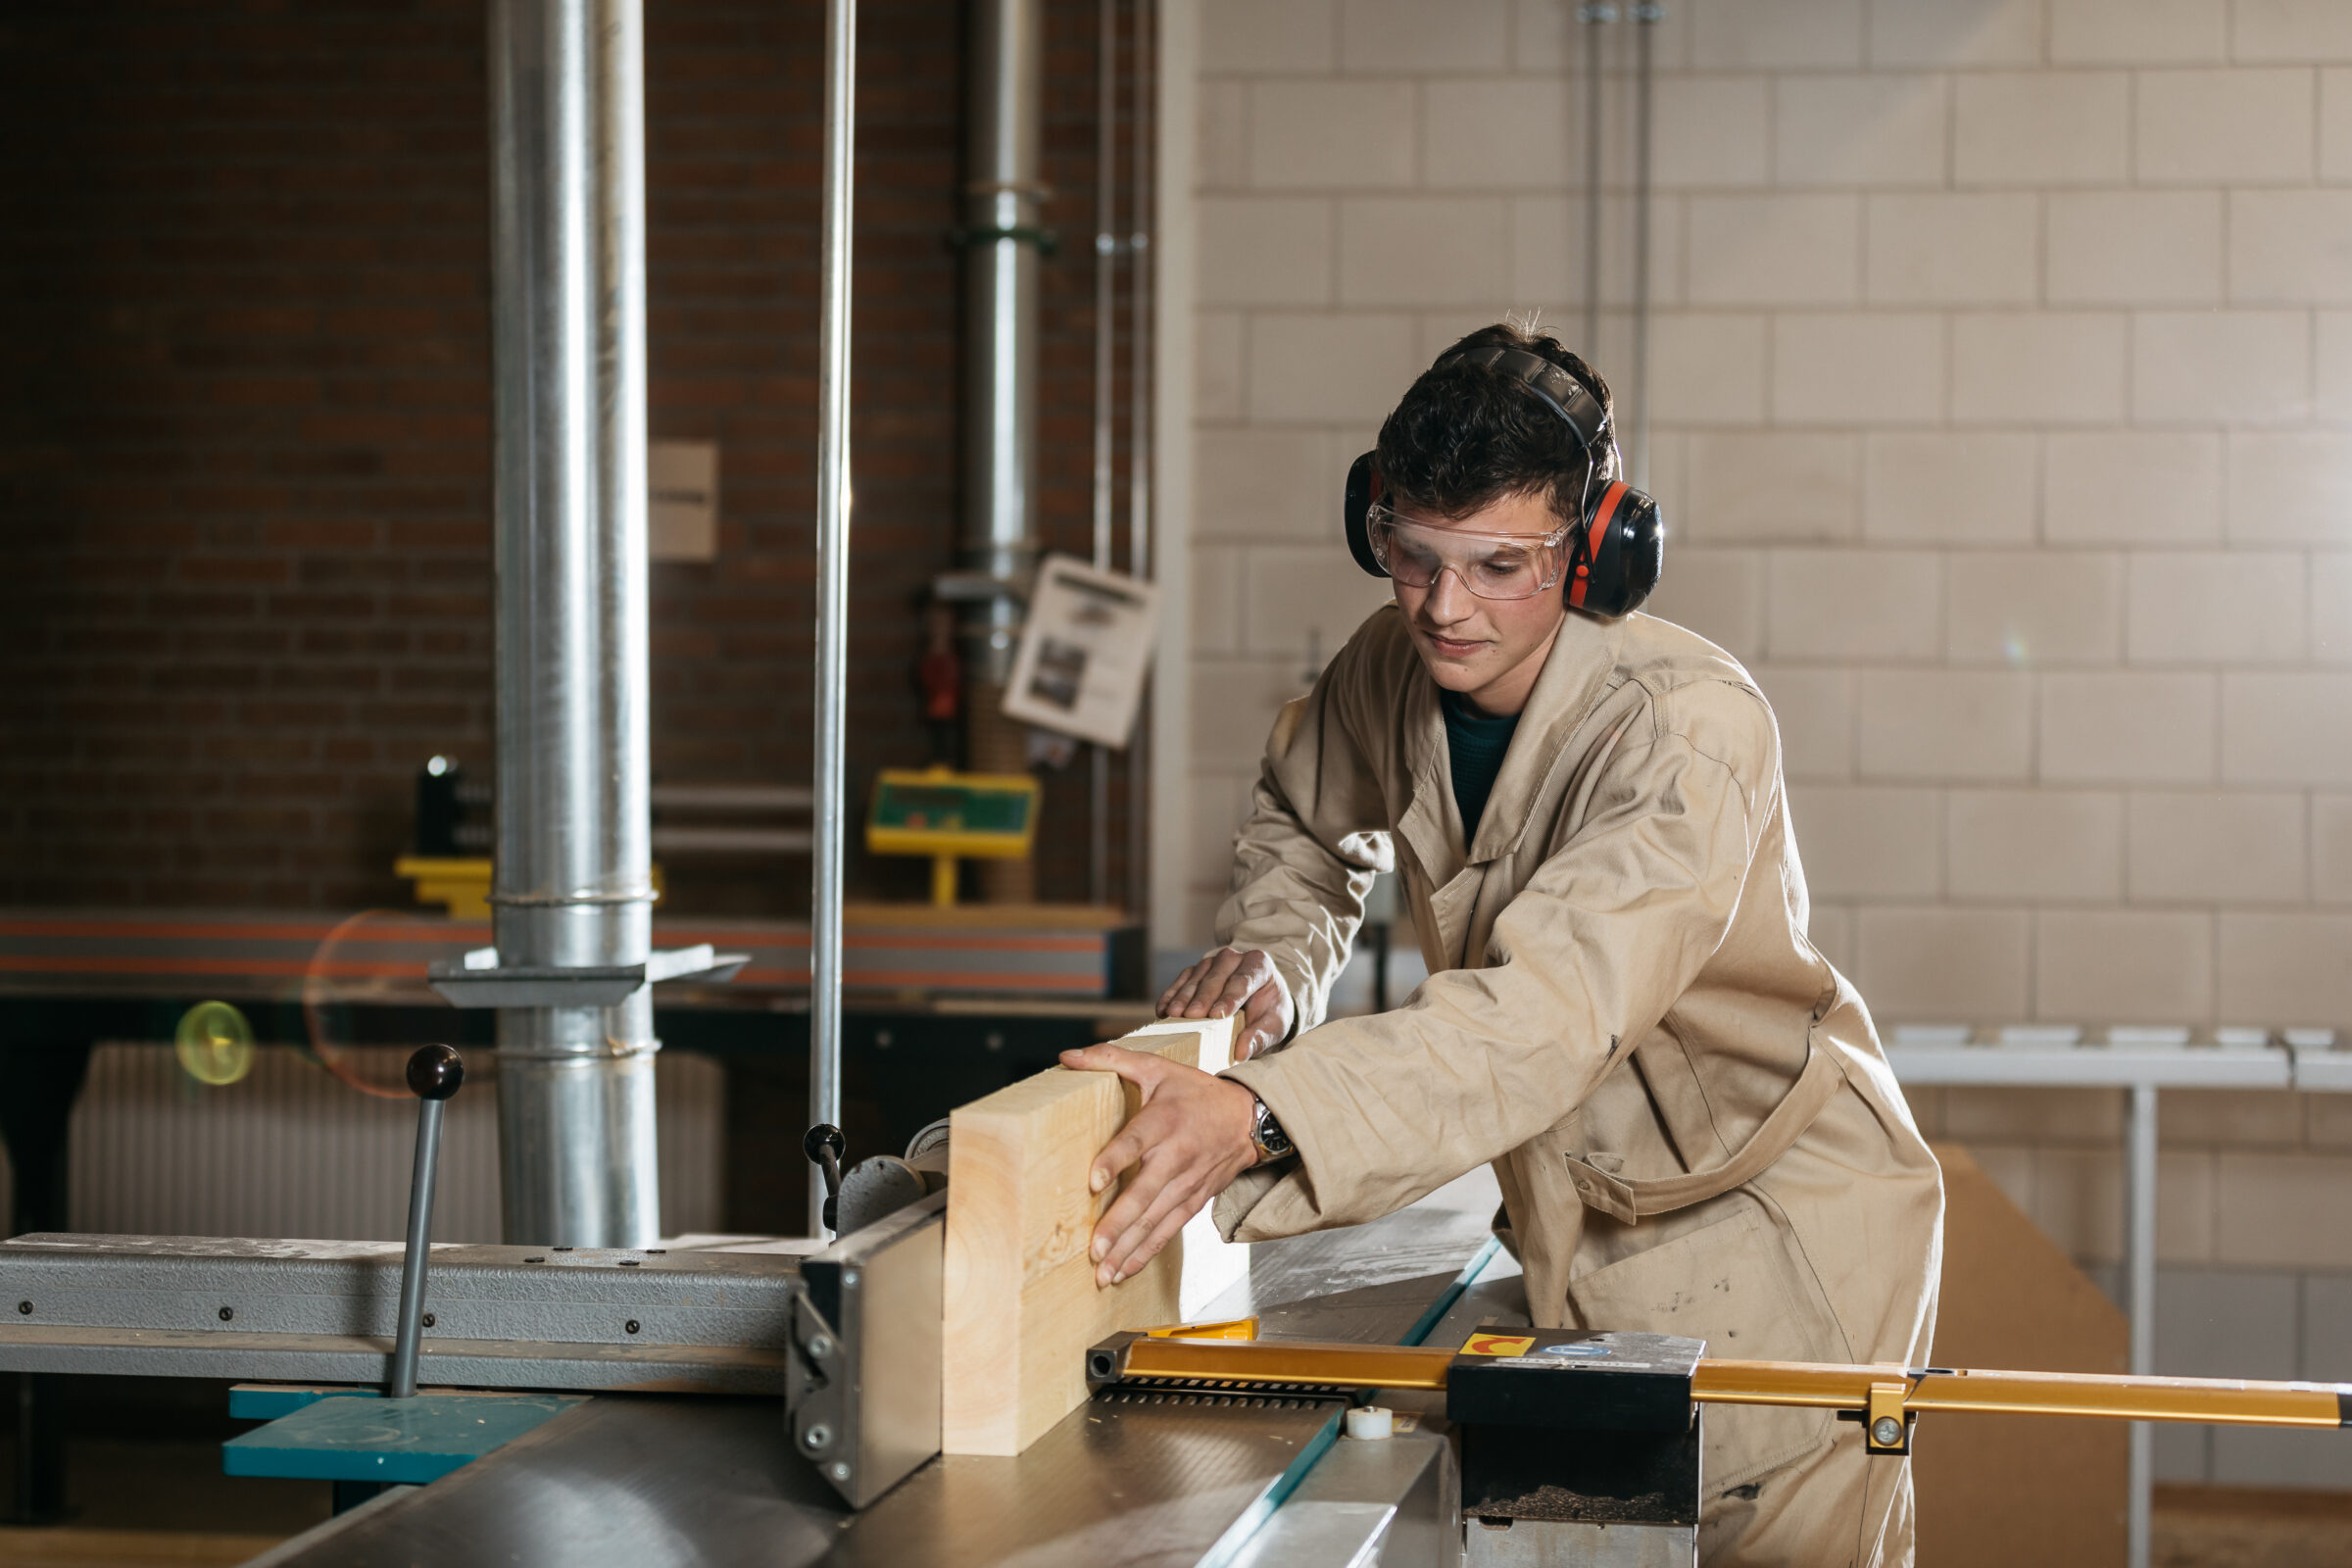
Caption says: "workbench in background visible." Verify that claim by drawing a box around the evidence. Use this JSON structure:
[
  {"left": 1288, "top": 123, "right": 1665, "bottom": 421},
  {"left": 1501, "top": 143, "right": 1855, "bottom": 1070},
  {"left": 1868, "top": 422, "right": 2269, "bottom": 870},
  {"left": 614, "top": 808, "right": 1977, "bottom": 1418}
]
[{"left": 0, "top": 906, "right": 1151, "bottom": 1241}]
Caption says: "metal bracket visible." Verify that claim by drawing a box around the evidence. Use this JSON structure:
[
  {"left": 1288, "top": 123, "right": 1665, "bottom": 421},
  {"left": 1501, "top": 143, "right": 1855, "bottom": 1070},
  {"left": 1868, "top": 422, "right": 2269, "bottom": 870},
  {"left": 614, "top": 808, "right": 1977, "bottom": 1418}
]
[
  {"left": 946, "top": 222, "right": 1060, "bottom": 257},
  {"left": 786, "top": 1190, "right": 947, "bottom": 1509},
  {"left": 930, "top": 569, "right": 1028, "bottom": 606},
  {"left": 425, "top": 944, "right": 749, "bottom": 1008},
  {"left": 1861, "top": 1379, "right": 1914, "bottom": 1456}
]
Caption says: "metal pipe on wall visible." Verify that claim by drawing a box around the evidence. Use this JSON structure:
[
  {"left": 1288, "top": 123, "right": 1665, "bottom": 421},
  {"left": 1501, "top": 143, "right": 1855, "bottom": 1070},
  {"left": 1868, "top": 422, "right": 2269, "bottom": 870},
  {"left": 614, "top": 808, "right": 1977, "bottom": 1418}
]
[
  {"left": 1578, "top": 3, "right": 1609, "bottom": 358},
  {"left": 486, "top": 0, "right": 661, "bottom": 1248},
  {"left": 1090, "top": 0, "right": 1118, "bottom": 910},
  {"left": 809, "top": 0, "right": 858, "bottom": 1236},
  {"left": 962, "top": 0, "right": 1045, "bottom": 906},
  {"left": 2126, "top": 1084, "right": 2157, "bottom": 1568},
  {"left": 1127, "top": 0, "right": 1154, "bottom": 918},
  {"left": 1629, "top": 3, "right": 1658, "bottom": 492}
]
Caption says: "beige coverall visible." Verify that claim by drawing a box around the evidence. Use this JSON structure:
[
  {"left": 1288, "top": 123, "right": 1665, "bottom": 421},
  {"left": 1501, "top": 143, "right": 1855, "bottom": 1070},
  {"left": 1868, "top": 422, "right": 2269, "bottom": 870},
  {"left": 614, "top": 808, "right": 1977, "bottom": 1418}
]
[{"left": 1213, "top": 604, "right": 1944, "bottom": 1567}]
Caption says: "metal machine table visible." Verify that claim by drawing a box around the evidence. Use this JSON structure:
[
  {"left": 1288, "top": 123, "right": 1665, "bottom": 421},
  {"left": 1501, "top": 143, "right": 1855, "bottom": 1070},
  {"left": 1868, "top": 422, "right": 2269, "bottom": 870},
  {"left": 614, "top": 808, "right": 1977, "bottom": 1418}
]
[{"left": 244, "top": 1173, "right": 1516, "bottom": 1568}]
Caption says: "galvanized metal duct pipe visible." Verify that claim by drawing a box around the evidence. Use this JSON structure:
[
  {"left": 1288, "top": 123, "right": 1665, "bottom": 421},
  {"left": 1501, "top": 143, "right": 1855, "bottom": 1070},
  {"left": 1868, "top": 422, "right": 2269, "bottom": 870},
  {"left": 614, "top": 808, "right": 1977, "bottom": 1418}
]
[
  {"left": 809, "top": 0, "right": 857, "bottom": 1236},
  {"left": 964, "top": 0, "right": 1045, "bottom": 683},
  {"left": 961, "top": 0, "right": 1046, "bottom": 904},
  {"left": 486, "top": 0, "right": 661, "bottom": 1248}
]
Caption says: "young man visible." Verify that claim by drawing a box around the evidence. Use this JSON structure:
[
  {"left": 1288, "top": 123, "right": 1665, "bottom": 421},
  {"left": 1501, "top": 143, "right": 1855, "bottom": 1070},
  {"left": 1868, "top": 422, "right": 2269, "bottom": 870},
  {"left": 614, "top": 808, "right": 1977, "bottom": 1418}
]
[{"left": 1061, "top": 324, "right": 1942, "bottom": 1565}]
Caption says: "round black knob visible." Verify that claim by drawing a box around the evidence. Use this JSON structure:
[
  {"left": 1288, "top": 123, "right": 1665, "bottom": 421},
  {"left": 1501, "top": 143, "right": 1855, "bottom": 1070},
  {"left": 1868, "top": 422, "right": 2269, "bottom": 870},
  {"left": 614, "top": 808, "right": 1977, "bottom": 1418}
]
[
  {"left": 406, "top": 1045, "right": 466, "bottom": 1102},
  {"left": 803, "top": 1124, "right": 846, "bottom": 1167}
]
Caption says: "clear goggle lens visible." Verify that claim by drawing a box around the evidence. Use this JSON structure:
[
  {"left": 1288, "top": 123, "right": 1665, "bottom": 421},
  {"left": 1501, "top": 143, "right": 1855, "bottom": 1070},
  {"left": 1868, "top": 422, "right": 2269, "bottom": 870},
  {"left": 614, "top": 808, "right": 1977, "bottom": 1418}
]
[{"left": 1366, "top": 505, "right": 1570, "bottom": 602}]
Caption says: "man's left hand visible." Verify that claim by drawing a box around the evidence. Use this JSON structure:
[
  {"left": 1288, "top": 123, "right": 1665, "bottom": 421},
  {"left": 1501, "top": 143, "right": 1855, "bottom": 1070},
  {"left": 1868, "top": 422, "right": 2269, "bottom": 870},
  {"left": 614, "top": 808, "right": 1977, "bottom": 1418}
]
[{"left": 1058, "top": 1044, "right": 1262, "bottom": 1287}]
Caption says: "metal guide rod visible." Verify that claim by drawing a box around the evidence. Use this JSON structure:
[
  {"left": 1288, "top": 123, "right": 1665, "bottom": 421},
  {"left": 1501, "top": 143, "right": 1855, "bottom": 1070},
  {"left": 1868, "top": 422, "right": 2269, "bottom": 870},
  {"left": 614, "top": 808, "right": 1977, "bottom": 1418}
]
[
  {"left": 809, "top": 0, "right": 857, "bottom": 1237},
  {"left": 1090, "top": 0, "right": 1117, "bottom": 908},
  {"left": 487, "top": 0, "right": 661, "bottom": 1249},
  {"left": 1106, "top": 1335, "right": 2352, "bottom": 1431},
  {"left": 385, "top": 1101, "right": 443, "bottom": 1399},
  {"left": 387, "top": 1047, "right": 466, "bottom": 1400}
]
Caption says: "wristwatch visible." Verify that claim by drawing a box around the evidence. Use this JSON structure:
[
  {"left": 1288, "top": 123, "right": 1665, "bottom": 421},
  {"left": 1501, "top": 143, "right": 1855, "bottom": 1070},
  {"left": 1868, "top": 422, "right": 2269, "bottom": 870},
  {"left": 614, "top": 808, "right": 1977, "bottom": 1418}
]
[{"left": 1248, "top": 1094, "right": 1297, "bottom": 1165}]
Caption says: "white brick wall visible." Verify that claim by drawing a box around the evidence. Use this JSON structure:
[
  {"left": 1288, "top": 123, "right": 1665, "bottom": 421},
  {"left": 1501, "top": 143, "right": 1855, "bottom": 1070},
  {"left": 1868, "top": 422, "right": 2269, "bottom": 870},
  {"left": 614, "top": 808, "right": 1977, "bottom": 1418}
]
[
  {"left": 1174, "top": 4, "right": 2352, "bottom": 1477},
  {"left": 1181, "top": 0, "right": 2352, "bottom": 1022}
]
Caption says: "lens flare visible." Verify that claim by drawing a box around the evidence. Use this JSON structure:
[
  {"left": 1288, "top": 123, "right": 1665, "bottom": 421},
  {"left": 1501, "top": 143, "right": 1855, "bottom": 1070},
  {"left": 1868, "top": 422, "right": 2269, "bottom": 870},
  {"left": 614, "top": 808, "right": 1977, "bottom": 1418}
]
[{"left": 174, "top": 1001, "right": 256, "bottom": 1087}]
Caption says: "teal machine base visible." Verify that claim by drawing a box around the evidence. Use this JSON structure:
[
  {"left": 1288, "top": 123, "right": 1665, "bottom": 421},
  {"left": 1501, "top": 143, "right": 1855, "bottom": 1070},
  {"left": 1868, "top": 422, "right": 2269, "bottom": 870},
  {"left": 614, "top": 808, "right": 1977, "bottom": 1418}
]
[{"left": 225, "top": 1386, "right": 584, "bottom": 1506}]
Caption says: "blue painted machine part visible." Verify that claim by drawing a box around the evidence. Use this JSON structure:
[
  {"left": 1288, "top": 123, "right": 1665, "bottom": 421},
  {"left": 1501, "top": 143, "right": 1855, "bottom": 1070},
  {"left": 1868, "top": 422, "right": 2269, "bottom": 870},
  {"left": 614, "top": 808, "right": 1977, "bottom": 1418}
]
[
  {"left": 228, "top": 1384, "right": 379, "bottom": 1421},
  {"left": 223, "top": 1392, "right": 584, "bottom": 1485}
]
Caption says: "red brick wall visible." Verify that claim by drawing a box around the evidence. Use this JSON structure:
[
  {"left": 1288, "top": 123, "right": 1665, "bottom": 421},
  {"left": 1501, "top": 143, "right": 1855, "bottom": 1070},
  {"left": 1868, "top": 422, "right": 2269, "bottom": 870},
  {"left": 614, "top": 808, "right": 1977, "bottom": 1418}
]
[{"left": 0, "top": 0, "right": 1142, "bottom": 915}]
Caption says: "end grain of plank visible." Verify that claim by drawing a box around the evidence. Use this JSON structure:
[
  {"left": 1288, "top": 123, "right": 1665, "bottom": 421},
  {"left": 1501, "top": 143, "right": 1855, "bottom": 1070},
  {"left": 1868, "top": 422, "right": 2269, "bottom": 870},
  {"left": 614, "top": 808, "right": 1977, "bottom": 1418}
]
[{"left": 941, "top": 1014, "right": 1238, "bottom": 1455}]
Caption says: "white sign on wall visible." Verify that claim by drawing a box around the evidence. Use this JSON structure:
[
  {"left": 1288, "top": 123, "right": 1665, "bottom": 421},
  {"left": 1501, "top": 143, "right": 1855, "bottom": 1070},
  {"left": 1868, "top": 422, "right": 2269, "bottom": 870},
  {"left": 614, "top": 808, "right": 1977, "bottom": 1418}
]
[
  {"left": 649, "top": 439, "right": 718, "bottom": 562},
  {"left": 1002, "top": 555, "right": 1160, "bottom": 750}
]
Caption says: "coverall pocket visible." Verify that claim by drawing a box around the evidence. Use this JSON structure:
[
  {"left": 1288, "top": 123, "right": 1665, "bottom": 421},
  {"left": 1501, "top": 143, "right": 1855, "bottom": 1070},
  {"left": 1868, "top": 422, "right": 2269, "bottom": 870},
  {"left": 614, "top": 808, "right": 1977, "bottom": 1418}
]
[{"left": 1563, "top": 1202, "right": 1841, "bottom": 1492}]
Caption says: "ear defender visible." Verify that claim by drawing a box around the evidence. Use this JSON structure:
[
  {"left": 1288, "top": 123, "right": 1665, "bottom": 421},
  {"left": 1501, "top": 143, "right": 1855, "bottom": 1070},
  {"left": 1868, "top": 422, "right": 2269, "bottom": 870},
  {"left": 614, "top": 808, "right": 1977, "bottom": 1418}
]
[
  {"left": 1344, "top": 450, "right": 1386, "bottom": 577},
  {"left": 1341, "top": 349, "right": 1666, "bottom": 616},
  {"left": 1571, "top": 480, "right": 1664, "bottom": 617}
]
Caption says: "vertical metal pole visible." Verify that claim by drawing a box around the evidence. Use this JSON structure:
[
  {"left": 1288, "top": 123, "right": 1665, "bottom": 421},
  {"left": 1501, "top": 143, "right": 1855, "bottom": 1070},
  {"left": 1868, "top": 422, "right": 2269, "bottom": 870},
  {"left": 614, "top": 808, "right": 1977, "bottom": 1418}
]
[
  {"left": 962, "top": 0, "right": 1046, "bottom": 906},
  {"left": 1090, "top": 0, "right": 1118, "bottom": 909},
  {"left": 964, "top": 0, "right": 1046, "bottom": 662},
  {"left": 1127, "top": 0, "right": 1154, "bottom": 919},
  {"left": 487, "top": 0, "right": 660, "bottom": 1249},
  {"left": 1579, "top": 3, "right": 1609, "bottom": 357},
  {"left": 809, "top": 0, "right": 857, "bottom": 1237},
  {"left": 1628, "top": 4, "right": 1657, "bottom": 492},
  {"left": 2126, "top": 1082, "right": 2157, "bottom": 1568}
]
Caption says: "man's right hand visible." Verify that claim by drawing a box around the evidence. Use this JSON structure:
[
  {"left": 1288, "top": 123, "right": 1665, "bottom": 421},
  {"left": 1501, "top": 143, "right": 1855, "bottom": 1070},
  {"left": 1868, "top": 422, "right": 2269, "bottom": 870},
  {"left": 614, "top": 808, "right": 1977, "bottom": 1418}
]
[{"left": 1156, "top": 947, "right": 1295, "bottom": 1061}]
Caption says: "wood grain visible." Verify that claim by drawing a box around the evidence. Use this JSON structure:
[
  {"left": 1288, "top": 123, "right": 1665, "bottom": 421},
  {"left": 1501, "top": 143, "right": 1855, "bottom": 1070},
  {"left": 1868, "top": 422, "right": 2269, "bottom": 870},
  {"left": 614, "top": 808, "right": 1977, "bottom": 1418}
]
[{"left": 941, "top": 1013, "right": 1240, "bottom": 1455}]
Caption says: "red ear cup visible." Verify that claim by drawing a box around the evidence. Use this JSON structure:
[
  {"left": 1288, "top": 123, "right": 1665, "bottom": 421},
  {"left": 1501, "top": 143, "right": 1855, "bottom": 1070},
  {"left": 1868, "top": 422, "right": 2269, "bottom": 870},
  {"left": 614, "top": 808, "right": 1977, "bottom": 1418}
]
[
  {"left": 1343, "top": 451, "right": 1386, "bottom": 578},
  {"left": 1571, "top": 482, "right": 1664, "bottom": 617},
  {"left": 1567, "top": 481, "right": 1628, "bottom": 611}
]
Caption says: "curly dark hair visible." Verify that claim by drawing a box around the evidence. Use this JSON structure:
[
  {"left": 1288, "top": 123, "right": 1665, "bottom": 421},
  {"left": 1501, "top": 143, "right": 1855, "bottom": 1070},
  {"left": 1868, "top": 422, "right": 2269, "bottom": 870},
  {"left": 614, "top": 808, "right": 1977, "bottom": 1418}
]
[{"left": 1373, "top": 322, "right": 1617, "bottom": 526}]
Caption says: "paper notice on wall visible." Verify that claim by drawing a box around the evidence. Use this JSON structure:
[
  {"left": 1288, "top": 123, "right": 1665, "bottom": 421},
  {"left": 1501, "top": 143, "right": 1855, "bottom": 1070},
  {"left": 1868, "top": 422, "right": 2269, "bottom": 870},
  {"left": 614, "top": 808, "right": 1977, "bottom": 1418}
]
[
  {"left": 649, "top": 439, "right": 719, "bottom": 562},
  {"left": 1000, "top": 555, "right": 1159, "bottom": 750}
]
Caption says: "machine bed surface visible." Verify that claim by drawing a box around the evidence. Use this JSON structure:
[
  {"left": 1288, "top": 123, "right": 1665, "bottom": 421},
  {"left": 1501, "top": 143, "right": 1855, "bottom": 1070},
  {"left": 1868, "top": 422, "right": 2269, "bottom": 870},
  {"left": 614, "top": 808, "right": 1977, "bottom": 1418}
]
[{"left": 251, "top": 1173, "right": 1514, "bottom": 1567}]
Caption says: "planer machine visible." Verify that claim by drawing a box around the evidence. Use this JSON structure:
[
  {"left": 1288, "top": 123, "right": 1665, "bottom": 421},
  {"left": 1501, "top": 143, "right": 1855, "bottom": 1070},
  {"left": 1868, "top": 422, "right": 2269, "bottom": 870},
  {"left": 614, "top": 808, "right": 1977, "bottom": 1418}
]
[{"left": 5, "top": 1046, "right": 2350, "bottom": 1567}]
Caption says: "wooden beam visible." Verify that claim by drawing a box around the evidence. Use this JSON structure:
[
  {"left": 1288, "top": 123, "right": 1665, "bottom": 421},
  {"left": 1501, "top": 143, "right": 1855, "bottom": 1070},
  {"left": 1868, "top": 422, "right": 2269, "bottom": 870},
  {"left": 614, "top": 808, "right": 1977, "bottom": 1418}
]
[{"left": 942, "top": 1012, "right": 1240, "bottom": 1456}]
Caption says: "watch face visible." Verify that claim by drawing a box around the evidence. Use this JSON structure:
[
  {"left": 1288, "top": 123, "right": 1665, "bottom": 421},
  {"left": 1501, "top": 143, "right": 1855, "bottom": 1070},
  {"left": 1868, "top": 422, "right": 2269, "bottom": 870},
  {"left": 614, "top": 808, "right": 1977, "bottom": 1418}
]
[{"left": 1255, "top": 1102, "right": 1295, "bottom": 1158}]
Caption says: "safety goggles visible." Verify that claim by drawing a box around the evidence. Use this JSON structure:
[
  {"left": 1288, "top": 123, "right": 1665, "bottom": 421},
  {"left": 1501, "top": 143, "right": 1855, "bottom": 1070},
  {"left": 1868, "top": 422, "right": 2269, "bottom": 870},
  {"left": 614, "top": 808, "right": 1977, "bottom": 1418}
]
[{"left": 1364, "top": 504, "right": 1573, "bottom": 602}]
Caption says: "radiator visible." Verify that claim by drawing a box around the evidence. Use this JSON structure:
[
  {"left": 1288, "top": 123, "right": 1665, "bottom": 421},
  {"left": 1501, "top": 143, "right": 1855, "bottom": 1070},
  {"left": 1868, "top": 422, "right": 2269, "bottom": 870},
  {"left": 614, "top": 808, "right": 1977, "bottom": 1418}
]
[{"left": 17, "top": 1045, "right": 724, "bottom": 1244}]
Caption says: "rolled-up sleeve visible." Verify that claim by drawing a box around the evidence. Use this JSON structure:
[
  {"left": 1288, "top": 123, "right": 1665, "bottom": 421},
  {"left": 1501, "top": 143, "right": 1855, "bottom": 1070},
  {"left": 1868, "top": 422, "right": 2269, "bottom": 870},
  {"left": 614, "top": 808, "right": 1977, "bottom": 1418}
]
[{"left": 1213, "top": 649, "right": 1396, "bottom": 1039}]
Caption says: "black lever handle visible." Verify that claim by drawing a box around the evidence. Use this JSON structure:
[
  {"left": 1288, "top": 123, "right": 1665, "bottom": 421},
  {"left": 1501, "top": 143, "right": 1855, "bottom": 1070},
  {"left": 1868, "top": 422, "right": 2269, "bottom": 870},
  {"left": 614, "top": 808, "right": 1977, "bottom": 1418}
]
[
  {"left": 387, "top": 1045, "right": 464, "bottom": 1398},
  {"left": 804, "top": 1123, "right": 846, "bottom": 1235}
]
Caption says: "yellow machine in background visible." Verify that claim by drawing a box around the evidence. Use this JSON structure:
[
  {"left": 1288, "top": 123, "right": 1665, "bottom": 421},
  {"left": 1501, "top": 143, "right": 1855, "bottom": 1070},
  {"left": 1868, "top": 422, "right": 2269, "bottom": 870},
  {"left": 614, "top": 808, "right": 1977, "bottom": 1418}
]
[
  {"left": 865, "top": 765, "right": 1041, "bottom": 907},
  {"left": 393, "top": 856, "right": 495, "bottom": 919}
]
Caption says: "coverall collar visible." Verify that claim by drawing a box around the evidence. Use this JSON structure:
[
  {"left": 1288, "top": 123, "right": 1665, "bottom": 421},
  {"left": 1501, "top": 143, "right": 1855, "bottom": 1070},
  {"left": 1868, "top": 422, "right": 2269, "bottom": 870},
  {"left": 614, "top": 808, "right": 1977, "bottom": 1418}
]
[{"left": 1396, "top": 609, "right": 1628, "bottom": 885}]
